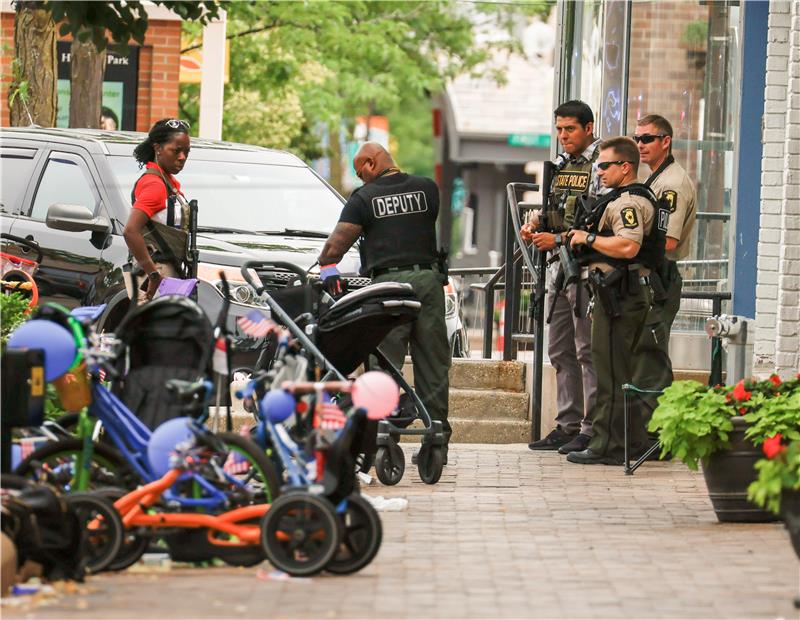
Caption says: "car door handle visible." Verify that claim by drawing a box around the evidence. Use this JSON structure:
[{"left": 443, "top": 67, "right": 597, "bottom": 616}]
[{"left": 1, "top": 233, "right": 43, "bottom": 263}]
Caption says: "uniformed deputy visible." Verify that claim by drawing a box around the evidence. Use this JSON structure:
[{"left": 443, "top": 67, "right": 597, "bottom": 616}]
[
  {"left": 634, "top": 114, "right": 697, "bottom": 336},
  {"left": 565, "top": 137, "right": 672, "bottom": 465},
  {"left": 317, "top": 142, "right": 451, "bottom": 461},
  {"left": 522, "top": 100, "right": 600, "bottom": 455}
]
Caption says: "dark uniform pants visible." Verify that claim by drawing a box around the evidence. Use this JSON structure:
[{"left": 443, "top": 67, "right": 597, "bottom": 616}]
[
  {"left": 372, "top": 268, "right": 452, "bottom": 444},
  {"left": 587, "top": 284, "right": 670, "bottom": 461},
  {"left": 660, "top": 261, "right": 683, "bottom": 337},
  {"left": 547, "top": 281, "right": 597, "bottom": 436}
]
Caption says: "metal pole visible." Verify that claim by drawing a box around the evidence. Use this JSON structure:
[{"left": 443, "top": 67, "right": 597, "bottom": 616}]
[{"left": 502, "top": 206, "right": 516, "bottom": 361}]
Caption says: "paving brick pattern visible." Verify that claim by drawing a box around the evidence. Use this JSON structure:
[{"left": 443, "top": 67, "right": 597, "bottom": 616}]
[{"left": 5, "top": 444, "right": 797, "bottom": 619}]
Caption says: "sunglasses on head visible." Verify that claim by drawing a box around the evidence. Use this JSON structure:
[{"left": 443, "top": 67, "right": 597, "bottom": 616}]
[
  {"left": 597, "top": 160, "right": 632, "bottom": 171},
  {"left": 633, "top": 133, "right": 666, "bottom": 144},
  {"left": 165, "top": 119, "right": 190, "bottom": 130}
]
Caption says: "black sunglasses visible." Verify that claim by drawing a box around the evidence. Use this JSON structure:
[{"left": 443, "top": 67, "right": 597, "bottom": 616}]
[
  {"left": 632, "top": 133, "right": 666, "bottom": 144},
  {"left": 597, "top": 160, "right": 633, "bottom": 171}
]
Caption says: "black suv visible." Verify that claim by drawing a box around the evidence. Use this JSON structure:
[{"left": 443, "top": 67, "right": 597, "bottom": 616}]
[{"left": 1, "top": 128, "right": 468, "bottom": 361}]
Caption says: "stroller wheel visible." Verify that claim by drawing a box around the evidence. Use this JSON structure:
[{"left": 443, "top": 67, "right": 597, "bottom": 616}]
[
  {"left": 325, "top": 494, "right": 382, "bottom": 575},
  {"left": 374, "top": 443, "right": 404, "bottom": 486},
  {"left": 416, "top": 444, "right": 444, "bottom": 485},
  {"left": 260, "top": 493, "right": 342, "bottom": 577},
  {"left": 66, "top": 492, "right": 124, "bottom": 574}
]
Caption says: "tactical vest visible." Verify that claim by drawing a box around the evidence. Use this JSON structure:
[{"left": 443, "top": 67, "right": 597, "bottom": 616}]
[
  {"left": 545, "top": 147, "right": 599, "bottom": 231},
  {"left": 575, "top": 183, "right": 668, "bottom": 271}
]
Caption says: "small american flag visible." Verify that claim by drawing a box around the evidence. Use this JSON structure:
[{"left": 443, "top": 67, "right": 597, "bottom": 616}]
[
  {"left": 236, "top": 310, "right": 276, "bottom": 339},
  {"left": 223, "top": 449, "right": 251, "bottom": 475},
  {"left": 317, "top": 402, "right": 347, "bottom": 431}
]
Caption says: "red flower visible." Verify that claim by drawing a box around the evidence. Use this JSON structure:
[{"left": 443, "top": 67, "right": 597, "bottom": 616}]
[
  {"left": 763, "top": 434, "right": 785, "bottom": 459},
  {"left": 769, "top": 374, "right": 781, "bottom": 387},
  {"left": 739, "top": 406, "right": 747, "bottom": 414},
  {"left": 731, "top": 380, "right": 752, "bottom": 401}
]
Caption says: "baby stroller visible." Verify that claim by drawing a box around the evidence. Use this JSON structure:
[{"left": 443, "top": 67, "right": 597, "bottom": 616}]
[
  {"left": 111, "top": 295, "right": 215, "bottom": 430},
  {"left": 240, "top": 260, "right": 447, "bottom": 485}
]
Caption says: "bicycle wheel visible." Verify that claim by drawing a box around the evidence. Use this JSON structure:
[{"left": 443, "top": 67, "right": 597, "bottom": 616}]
[
  {"left": 326, "top": 494, "right": 382, "bottom": 575},
  {"left": 94, "top": 487, "right": 150, "bottom": 572},
  {"left": 261, "top": 493, "right": 341, "bottom": 576},
  {"left": 214, "top": 433, "right": 281, "bottom": 505},
  {"left": 66, "top": 492, "right": 124, "bottom": 574},
  {"left": 14, "top": 438, "right": 134, "bottom": 492}
]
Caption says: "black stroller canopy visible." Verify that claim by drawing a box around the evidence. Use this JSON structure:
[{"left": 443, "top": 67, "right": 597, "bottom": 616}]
[{"left": 317, "top": 282, "right": 421, "bottom": 375}]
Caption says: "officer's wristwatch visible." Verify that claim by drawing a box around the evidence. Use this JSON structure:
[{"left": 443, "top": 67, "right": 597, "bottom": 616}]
[
  {"left": 554, "top": 233, "right": 563, "bottom": 246},
  {"left": 585, "top": 233, "right": 596, "bottom": 248},
  {"left": 147, "top": 271, "right": 161, "bottom": 281}
]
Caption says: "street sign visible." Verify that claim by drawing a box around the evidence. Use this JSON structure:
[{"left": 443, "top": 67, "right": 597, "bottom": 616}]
[{"left": 508, "top": 133, "right": 551, "bottom": 148}]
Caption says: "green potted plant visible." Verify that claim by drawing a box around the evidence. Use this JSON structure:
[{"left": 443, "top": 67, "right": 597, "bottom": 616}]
[{"left": 649, "top": 375, "right": 800, "bottom": 522}]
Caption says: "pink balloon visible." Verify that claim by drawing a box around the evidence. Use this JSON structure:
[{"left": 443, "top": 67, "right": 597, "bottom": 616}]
[{"left": 352, "top": 371, "right": 400, "bottom": 420}]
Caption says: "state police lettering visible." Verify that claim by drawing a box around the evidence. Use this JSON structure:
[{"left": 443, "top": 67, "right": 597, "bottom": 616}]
[{"left": 372, "top": 191, "right": 428, "bottom": 218}]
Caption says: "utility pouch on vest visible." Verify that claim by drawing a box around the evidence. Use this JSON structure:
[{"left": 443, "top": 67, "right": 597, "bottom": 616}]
[
  {"left": 558, "top": 243, "right": 581, "bottom": 285},
  {"left": 142, "top": 221, "right": 189, "bottom": 276},
  {"left": 589, "top": 269, "right": 622, "bottom": 319}
]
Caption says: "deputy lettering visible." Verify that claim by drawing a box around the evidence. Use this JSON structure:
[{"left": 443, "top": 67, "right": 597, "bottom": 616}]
[{"left": 372, "top": 191, "right": 428, "bottom": 218}]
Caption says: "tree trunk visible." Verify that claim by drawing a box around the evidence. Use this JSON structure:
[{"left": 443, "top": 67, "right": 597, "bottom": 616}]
[
  {"left": 328, "top": 125, "right": 344, "bottom": 195},
  {"left": 10, "top": 2, "right": 57, "bottom": 127},
  {"left": 69, "top": 31, "right": 106, "bottom": 129}
]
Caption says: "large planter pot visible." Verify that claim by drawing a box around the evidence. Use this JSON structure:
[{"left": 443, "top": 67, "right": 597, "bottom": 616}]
[
  {"left": 700, "top": 416, "right": 779, "bottom": 523},
  {"left": 781, "top": 489, "right": 800, "bottom": 559}
]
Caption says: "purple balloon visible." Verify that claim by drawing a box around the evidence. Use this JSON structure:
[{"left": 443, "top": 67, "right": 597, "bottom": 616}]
[
  {"left": 261, "top": 389, "right": 295, "bottom": 424},
  {"left": 7, "top": 319, "right": 77, "bottom": 381},
  {"left": 147, "top": 417, "right": 195, "bottom": 478}
]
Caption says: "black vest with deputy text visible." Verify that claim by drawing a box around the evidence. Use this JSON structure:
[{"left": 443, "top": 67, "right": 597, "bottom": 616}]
[
  {"left": 350, "top": 173, "right": 439, "bottom": 275},
  {"left": 575, "top": 183, "right": 668, "bottom": 270}
]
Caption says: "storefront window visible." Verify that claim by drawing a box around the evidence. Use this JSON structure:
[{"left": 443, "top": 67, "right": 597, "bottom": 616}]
[{"left": 625, "top": 0, "right": 741, "bottom": 311}]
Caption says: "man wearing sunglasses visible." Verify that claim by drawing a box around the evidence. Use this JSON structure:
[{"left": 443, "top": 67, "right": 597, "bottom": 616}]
[
  {"left": 522, "top": 100, "right": 600, "bottom": 456},
  {"left": 565, "top": 137, "right": 672, "bottom": 465},
  {"left": 634, "top": 115, "right": 696, "bottom": 338}
]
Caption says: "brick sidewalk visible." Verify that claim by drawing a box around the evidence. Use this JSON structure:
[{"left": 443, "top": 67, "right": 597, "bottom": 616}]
[{"left": 4, "top": 444, "right": 797, "bottom": 619}]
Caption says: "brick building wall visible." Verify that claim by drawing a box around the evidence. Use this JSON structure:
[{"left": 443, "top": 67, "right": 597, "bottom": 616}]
[
  {"left": 754, "top": 0, "right": 800, "bottom": 378},
  {"left": 0, "top": 7, "right": 181, "bottom": 130}
]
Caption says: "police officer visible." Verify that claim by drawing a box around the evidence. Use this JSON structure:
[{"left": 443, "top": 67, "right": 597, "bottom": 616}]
[
  {"left": 522, "top": 101, "right": 600, "bottom": 455},
  {"left": 634, "top": 114, "right": 697, "bottom": 336},
  {"left": 565, "top": 137, "right": 672, "bottom": 465},
  {"left": 317, "top": 142, "right": 451, "bottom": 461}
]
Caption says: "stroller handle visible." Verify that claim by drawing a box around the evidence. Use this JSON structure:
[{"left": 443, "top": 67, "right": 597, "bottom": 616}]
[
  {"left": 241, "top": 260, "right": 308, "bottom": 293},
  {"left": 280, "top": 380, "right": 352, "bottom": 395}
]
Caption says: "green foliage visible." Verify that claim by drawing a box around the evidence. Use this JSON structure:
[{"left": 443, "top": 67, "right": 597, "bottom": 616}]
[
  {"left": 1, "top": 292, "right": 30, "bottom": 346},
  {"left": 45, "top": 1, "right": 221, "bottom": 51},
  {"left": 748, "top": 440, "right": 800, "bottom": 515},
  {"left": 648, "top": 380, "right": 734, "bottom": 470},
  {"left": 389, "top": 96, "right": 434, "bottom": 178},
  {"left": 179, "top": 0, "right": 553, "bottom": 160},
  {"left": 681, "top": 20, "right": 708, "bottom": 49},
  {"left": 744, "top": 389, "right": 800, "bottom": 447}
]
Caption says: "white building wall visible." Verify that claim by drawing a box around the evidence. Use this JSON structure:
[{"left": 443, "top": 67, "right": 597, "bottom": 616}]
[{"left": 754, "top": 0, "right": 800, "bottom": 378}]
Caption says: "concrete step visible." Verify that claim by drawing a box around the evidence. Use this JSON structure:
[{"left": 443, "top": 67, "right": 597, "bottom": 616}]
[
  {"left": 401, "top": 357, "right": 526, "bottom": 392},
  {"left": 449, "top": 417, "right": 530, "bottom": 444},
  {"left": 449, "top": 387, "right": 528, "bottom": 421}
]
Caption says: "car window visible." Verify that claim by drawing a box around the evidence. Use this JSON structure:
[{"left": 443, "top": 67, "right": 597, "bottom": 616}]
[
  {"left": 107, "top": 155, "right": 344, "bottom": 234},
  {"left": 30, "top": 155, "right": 98, "bottom": 221},
  {"left": 0, "top": 148, "right": 37, "bottom": 214}
]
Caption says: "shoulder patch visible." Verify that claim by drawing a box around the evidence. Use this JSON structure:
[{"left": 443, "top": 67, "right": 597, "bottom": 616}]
[
  {"left": 620, "top": 207, "right": 639, "bottom": 229},
  {"left": 662, "top": 190, "right": 677, "bottom": 213}
]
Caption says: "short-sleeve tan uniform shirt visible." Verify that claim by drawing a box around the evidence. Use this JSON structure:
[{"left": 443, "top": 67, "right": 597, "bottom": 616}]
[
  {"left": 589, "top": 191, "right": 655, "bottom": 275},
  {"left": 647, "top": 159, "right": 696, "bottom": 261}
]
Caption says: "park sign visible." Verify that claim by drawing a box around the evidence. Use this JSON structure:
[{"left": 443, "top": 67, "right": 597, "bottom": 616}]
[{"left": 508, "top": 133, "right": 551, "bottom": 148}]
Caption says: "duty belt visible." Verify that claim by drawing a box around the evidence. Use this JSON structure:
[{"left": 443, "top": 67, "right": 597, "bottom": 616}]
[{"left": 371, "top": 263, "right": 434, "bottom": 278}]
